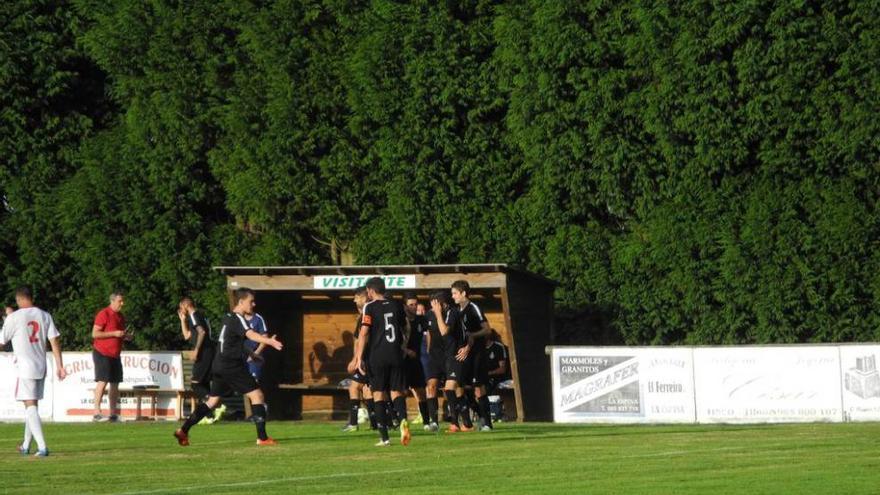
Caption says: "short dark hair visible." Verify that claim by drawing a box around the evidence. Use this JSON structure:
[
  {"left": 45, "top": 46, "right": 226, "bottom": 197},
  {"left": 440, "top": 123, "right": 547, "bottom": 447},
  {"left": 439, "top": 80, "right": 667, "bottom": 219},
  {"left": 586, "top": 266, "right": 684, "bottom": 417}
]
[
  {"left": 451, "top": 280, "right": 470, "bottom": 296},
  {"left": 233, "top": 287, "right": 255, "bottom": 304},
  {"left": 15, "top": 286, "right": 33, "bottom": 301},
  {"left": 403, "top": 292, "right": 418, "bottom": 302},
  {"left": 365, "top": 277, "right": 385, "bottom": 295},
  {"left": 429, "top": 290, "right": 450, "bottom": 305},
  {"left": 179, "top": 296, "right": 195, "bottom": 307},
  {"left": 354, "top": 286, "right": 367, "bottom": 297}
]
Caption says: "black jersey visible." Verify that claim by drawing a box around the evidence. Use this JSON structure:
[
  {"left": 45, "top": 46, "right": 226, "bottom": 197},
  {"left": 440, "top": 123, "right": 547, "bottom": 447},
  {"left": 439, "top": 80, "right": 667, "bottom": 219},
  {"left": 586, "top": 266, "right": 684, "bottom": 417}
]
[
  {"left": 362, "top": 298, "right": 406, "bottom": 363},
  {"left": 215, "top": 312, "right": 252, "bottom": 369},
  {"left": 426, "top": 311, "right": 446, "bottom": 361},
  {"left": 185, "top": 311, "right": 215, "bottom": 351},
  {"left": 440, "top": 306, "right": 465, "bottom": 359},
  {"left": 405, "top": 315, "right": 427, "bottom": 355},
  {"left": 459, "top": 301, "right": 488, "bottom": 348},
  {"left": 486, "top": 341, "right": 511, "bottom": 380}
]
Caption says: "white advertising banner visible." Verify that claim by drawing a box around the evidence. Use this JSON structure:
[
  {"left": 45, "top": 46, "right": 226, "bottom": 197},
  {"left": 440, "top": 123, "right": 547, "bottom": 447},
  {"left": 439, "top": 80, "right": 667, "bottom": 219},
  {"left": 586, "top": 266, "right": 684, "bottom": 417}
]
[
  {"left": 52, "top": 351, "right": 184, "bottom": 422},
  {"left": 839, "top": 345, "right": 880, "bottom": 422},
  {"left": 551, "top": 347, "right": 696, "bottom": 423},
  {"left": 693, "top": 346, "right": 843, "bottom": 423},
  {"left": 0, "top": 353, "right": 54, "bottom": 420}
]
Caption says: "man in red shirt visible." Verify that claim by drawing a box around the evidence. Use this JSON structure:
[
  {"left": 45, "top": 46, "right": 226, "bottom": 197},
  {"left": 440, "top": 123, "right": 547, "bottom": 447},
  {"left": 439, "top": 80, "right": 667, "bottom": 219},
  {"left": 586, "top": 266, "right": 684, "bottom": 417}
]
[{"left": 92, "top": 291, "right": 130, "bottom": 422}]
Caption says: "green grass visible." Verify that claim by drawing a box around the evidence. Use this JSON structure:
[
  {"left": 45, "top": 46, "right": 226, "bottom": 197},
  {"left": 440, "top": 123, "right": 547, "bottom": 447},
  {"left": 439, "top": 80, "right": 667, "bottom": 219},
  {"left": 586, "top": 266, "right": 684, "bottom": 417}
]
[{"left": 1, "top": 420, "right": 878, "bottom": 494}]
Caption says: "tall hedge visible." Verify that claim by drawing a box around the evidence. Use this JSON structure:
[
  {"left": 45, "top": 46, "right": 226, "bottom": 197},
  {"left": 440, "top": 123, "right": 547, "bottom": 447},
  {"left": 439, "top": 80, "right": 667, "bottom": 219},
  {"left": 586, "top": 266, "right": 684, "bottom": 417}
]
[{"left": 1, "top": 0, "right": 877, "bottom": 349}]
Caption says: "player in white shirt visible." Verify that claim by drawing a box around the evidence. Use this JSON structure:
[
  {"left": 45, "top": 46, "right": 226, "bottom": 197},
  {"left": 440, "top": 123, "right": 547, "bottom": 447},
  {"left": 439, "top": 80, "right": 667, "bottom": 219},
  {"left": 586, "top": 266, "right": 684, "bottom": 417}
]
[{"left": 0, "top": 286, "right": 67, "bottom": 457}]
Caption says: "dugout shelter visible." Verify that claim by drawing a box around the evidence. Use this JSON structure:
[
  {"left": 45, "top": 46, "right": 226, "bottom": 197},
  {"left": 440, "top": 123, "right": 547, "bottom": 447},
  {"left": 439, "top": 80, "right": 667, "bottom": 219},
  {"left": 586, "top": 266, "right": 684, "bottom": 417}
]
[{"left": 214, "top": 264, "right": 556, "bottom": 421}]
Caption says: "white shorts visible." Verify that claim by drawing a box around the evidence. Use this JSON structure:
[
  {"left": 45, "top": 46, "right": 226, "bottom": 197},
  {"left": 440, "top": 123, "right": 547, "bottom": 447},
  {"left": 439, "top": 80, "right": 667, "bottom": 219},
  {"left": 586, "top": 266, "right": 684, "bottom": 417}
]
[{"left": 15, "top": 378, "right": 45, "bottom": 401}]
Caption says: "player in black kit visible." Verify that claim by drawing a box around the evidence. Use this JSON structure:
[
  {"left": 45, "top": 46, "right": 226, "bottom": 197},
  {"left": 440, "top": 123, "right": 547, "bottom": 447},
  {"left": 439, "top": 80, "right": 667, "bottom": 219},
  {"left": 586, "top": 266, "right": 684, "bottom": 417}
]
[
  {"left": 432, "top": 290, "right": 474, "bottom": 432},
  {"left": 403, "top": 293, "right": 430, "bottom": 429},
  {"left": 353, "top": 277, "right": 411, "bottom": 447},
  {"left": 451, "top": 280, "right": 494, "bottom": 431},
  {"left": 343, "top": 286, "right": 377, "bottom": 431},
  {"left": 174, "top": 288, "right": 283, "bottom": 446}
]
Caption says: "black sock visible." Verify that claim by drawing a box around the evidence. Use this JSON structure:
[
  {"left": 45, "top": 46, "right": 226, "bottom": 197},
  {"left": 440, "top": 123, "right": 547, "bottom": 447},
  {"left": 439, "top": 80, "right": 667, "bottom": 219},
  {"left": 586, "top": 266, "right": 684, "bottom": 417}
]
[
  {"left": 468, "top": 391, "right": 479, "bottom": 415},
  {"left": 458, "top": 396, "right": 473, "bottom": 428},
  {"left": 374, "top": 401, "right": 389, "bottom": 442},
  {"left": 393, "top": 396, "right": 407, "bottom": 422},
  {"left": 366, "top": 399, "right": 378, "bottom": 429},
  {"left": 443, "top": 390, "right": 459, "bottom": 426},
  {"left": 479, "top": 395, "right": 492, "bottom": 429},
  {"left": 252, "top": 404, "right": 268, "bottom": 441},
  {"left": 348, "top": 399, "right": 359, "bottom": 426},
  {"left": 418, "top": 400, "right": 429, "bottom": 424},
  {"left": 428, "top": 397, "right": 439, "bottom": 424},
  {"left": 182, "top": 402, "right": 212, "bottom": 433},
  {"left": 385, "top": 401, "right": 396, "bottom": 426}
]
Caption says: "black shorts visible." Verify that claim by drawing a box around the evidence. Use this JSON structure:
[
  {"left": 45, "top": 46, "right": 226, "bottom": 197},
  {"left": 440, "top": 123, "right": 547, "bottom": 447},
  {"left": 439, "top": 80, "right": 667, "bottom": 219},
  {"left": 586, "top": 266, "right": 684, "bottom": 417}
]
[
  {"left": 426, "top": 354, "right": 446, "bottom": 381},
  {"left": 93, "top": 350, "right": 123, "bottom": 383},
  {"left": 210, "top": 366, "right": 259, "bottom": 397},
  {"left": 352, "top": 360, "right": 370, "bottom": 385},
  {"left": 470, "top": 348, "right": 489, "bottom": 386},
  {"left": 369, "top": 358, "right": 405, "bottom": 393},
  {"left": 405, "top": 358, "right": 426, "bottom": 389},
  {"left": 191, "top": 353, "right": 214, "bottom": 384},
  {"left": 445, "top": 354, "right": 473, "bottom": 385}
]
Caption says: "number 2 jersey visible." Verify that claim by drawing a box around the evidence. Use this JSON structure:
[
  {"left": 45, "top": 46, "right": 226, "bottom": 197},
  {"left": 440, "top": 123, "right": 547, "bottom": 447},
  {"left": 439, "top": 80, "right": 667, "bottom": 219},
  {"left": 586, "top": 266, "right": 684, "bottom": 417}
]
[
  {"left": 0, "top": 307, "right": 60, "bottom": 379},
  {"left": 361, "top": 298, "right": 406, "bottom": 364}
]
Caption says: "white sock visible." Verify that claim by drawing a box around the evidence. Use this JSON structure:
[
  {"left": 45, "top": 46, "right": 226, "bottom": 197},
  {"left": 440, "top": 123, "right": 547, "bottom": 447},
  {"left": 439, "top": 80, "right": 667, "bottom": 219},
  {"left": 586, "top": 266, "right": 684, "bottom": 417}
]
[
  {"left": 22, "top": 421, "right": 32, "bottom": 450},
  {"left": 25, "top": 405, "right": 46, "bottom": 451}
]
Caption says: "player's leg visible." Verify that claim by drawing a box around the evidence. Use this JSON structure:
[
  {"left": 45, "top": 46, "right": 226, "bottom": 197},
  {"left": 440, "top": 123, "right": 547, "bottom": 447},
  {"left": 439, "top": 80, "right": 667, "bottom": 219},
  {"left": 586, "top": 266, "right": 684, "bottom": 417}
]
[
  {"left": 344, "top": 380, "right": 360, "bottom": 431},
  {"left": 370, "top": 361, "right": 391, "bottom": 446},
  {"left": 175, "top": 373, "right": 226, "bottom": 446},
  {"left": 93, "top": 381, "right": 107, "bottom": 420},
  {"left": 20, "top": 379, "right": 48, "bottom": 456},
  {"left": 363, "top": 384, "right": 378, "bottom": 429},
  {"left": 107, "top": 382, "right": 120, "bottom": 421},
  {"left": 390, "top": 364, "right": 410, "bottom": 446},
  {"left": 425, "top": 377, "right": 440, "bottom": 430},
  {"left": 472, "top": 351, "right": 493, "bottom": 430},
  {"left": 246, "top": 388, "right": 275, "bottom": 445}
]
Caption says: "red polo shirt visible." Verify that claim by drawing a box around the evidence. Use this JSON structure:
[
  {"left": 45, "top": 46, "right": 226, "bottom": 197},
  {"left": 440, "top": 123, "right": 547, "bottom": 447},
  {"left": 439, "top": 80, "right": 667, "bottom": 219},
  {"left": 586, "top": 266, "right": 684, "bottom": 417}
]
[{"left": 93, "top": 306, "right": 125, "bottom": 358}]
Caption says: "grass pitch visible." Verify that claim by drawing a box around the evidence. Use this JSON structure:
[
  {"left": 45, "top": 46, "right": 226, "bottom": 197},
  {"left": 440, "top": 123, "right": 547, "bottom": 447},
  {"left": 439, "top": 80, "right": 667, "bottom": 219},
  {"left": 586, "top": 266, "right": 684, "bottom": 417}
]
[{"left": 1, "top": 420, "right": 878, "bottom": 494}]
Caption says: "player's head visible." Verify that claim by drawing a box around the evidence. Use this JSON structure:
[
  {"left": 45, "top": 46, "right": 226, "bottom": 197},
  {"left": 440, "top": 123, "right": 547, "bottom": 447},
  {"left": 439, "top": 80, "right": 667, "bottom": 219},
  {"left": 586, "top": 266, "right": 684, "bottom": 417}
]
[
  {"left": 403, "top": 292, "right": 418, "bottom": 317},
  {"left": 416, "top": 302, "right": 427, "bottom": 316},
  {"left": 451, "top": 280, "right": 470, "bottom": 305},
  {"left": 109, "top": 290, "right": 125, "bottom": 312},
  {"left": 353, "top": 286, "right": 368, "bottom": 310},
  {"left": 14, "top": 286, "right": 33, "bottom": 308},
  {"left": 178, "top": 296, "right": 195, "bottom": 313},
  {"left": 233, "top": 287, "right": 256, "bottom": 313},
  {"left": 430, "top": 290, "right": 450, "bottom": 308},
  {"left": 365, "top": 277, "right": 385, "bottom": 299}
]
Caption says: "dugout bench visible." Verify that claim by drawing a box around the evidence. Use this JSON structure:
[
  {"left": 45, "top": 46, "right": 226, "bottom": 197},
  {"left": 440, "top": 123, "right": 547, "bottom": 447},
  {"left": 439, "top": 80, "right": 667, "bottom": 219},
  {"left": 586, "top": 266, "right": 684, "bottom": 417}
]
[{"left": 214, "top": 264, "right": 556, "bottom": 422}]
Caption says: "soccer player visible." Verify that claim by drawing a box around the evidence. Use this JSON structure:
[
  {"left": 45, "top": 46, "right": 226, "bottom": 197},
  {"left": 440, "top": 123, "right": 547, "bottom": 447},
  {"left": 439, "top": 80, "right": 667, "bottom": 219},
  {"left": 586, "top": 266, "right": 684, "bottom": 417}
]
[
  {"left": 485, "top": 329, "right": 510, "bottom": 394},
  {"left": 424, "top": 293, "right": 448, "bottom": 430},
  {"left": 177, "top": 297, "right": 215, "bottom": 401},
  {"left": 431, "top": 290, "right": 474, "bottom": 432},
  {"left": 353, "top": 277, "right": 410, "bottom": 447},
  {"left": 91, "top": 291, "right": 130, "bottom": 422},
  {"left": 244, "top": 309, "right": 269, "bottom": 382},
  {"left": 403, "top": 293, "right": 430, "bottom": 429},
  {"left": 0, "top": 286, "right": 67, "bottom": 457},
  {"left": 452, "top": 280, "right": 494, "bottom": 431},
  {"left": 343, "top": 286, "right": 377, "bottom": 431},
  {"left": 174, "top": 288, "right": 283, "bottom": 446}
]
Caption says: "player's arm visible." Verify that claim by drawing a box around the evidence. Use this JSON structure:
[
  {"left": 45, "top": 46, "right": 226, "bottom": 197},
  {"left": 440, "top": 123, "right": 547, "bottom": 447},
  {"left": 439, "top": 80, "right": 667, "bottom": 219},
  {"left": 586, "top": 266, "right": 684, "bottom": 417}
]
[
  {"left": 402, "top": 318, "right": 415, "bottom": 356},
  {"left": 178, "top": 310, "right": 191, "bottom": 341},
  {"left": 354, "top": 314, "right": 371, "bottom": 373},
  {"left": 245, "top": 329, "right": 283, "bottom": 351},
  {"left": 192, "top": 324, "right": 208, "bottom": 360},
  {"left": 49, "top": 336, "right": 67, "bottom": 380},
  {"left": 466, "top": 320, "right": 492, "bottom": 346},
  {"left": 432, "top": 301, "right": 449, "bottom": 335},
  {"left": 92, "top": 324, "right": 124, "bottom": 339}
]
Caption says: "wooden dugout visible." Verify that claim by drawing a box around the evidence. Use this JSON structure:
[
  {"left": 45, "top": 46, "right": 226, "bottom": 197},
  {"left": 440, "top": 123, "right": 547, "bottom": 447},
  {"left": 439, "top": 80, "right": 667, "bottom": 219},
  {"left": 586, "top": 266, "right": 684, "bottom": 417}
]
[{"left": 214, "top": 264, "right": 556, "bottom": 421}]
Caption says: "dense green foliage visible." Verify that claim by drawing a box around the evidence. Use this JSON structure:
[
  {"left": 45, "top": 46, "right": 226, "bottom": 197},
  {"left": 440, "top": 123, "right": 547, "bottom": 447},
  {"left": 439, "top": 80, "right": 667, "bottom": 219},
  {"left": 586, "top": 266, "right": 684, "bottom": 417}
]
[
  {"left": 2, "top": 421, "right": 880, "bottom": 494},
  {"left": 1, "top": 0, "right": 878, "bottom": 348}
]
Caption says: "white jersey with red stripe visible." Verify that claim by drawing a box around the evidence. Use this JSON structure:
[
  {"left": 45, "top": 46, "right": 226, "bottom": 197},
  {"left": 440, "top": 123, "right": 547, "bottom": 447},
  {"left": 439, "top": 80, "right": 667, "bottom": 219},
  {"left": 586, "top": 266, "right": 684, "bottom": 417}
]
[{"left": 0, "top": 307, "right": 59, "bottom": 379}]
